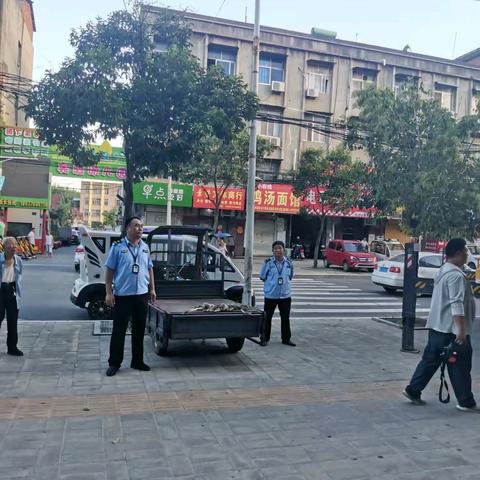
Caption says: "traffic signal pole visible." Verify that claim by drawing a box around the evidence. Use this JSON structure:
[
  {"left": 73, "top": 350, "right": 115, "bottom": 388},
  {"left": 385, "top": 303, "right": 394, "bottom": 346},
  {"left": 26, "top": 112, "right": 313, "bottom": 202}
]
[{"left": 401, "top": 242, "right": 420, "bottom": 352}]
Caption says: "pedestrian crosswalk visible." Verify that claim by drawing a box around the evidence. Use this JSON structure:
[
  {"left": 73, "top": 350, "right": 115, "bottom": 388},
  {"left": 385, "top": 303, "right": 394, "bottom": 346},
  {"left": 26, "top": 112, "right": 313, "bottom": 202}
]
[{"left": 252, "top": 278, "right": 430, "bottom": 319}]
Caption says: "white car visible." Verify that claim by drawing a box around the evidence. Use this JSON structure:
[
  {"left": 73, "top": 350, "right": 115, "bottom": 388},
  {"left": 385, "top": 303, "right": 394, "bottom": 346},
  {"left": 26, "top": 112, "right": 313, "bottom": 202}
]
[
  {"left": 371, "top": 252, "right": 443, "bottom": 293},
  {"left": 467, "top": 244, "right": 480, "bottom": 270},
  {"left": 74, "top": 245, "right": 85, "bottom": 272}
]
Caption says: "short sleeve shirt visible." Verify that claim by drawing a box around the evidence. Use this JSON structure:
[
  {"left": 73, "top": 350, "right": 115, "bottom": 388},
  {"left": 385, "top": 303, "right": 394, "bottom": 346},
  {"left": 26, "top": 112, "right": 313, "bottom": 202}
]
[
  {"left": 105, "top": 238, "right": 153, "bottom": 296},
  {"left": 259, "top": 256, "right": 294, "bottom": 299}
]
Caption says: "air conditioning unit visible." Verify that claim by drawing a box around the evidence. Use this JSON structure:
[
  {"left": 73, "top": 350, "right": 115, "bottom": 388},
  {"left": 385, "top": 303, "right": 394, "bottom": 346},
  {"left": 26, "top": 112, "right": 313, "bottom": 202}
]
[
  {"left": 271, "top": 81, "right": 285, "bottom": 93},
  {"left": 306, "top": 88, "right": 320, "bottom": 98},
  {"left": 268, "top": 137, "right": 281, "bottom": 147}
]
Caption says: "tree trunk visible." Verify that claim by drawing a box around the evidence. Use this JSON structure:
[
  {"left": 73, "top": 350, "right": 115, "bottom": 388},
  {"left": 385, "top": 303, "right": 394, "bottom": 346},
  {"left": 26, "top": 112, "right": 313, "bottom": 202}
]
[
  {"left": 213, "top": 206, "right": 220, "bottom": 232},
  {"left": 122, "top": 174, "right": 134, "bottom": 235},
  {"left": 313, "top": 215, "right": 326, "bottom": 269}
]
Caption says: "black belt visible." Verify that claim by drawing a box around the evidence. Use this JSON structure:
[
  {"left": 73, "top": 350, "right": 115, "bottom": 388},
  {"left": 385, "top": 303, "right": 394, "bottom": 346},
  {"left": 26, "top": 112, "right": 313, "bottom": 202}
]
[{"left": 1, "top": 282, "right": 15, "bottom": 288}]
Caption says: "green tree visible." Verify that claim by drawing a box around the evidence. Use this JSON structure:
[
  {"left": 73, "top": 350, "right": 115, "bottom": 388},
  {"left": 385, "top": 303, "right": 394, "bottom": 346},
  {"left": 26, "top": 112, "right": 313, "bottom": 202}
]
[
  {"left": 26, "top": 4, "right": 257, "bottom": 229},
  {"left": 102, "top": 208, "right": 118, "bottom": 229},
  {"left": 181, "top": 130, "right": 272, "bottom": 230},
  {"left": 351, "top": 84, "right": 480, "bottom": 239},
  {"left": 292, "top": 146, "right": 372, "bottom": 268},
  {"left": 49, "top": 186, "right": 77, "bottom": 236}
]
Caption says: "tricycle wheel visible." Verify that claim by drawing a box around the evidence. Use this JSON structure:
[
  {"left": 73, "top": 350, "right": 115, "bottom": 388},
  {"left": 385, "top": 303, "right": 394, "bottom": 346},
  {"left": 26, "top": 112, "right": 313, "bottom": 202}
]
[
  {"left": 226, "top": 337, "right": 244, "bottom": 353},
  {"left": 87, "top": 296, "right": 112, "bottom": 320},
  {"left": 153, "top": 332, "right": 169, "bottom": 356}
]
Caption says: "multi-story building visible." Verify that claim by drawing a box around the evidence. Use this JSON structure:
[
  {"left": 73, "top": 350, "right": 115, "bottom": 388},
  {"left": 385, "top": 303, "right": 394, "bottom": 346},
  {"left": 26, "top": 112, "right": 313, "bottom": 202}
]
[
  {"left": 0, "top": 0, "right": 35, "bottom": 127},
  {"left": 80, "top": 181, "right": 121, "bottom": 228},
  {"left": 145, "top": 7, "right": 480, "bottom": 252}
]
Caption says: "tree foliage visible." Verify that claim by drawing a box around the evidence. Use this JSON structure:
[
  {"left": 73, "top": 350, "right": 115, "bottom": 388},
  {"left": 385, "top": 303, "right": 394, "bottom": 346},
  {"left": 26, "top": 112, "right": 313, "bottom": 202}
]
[
  {"left": 26, "top": 3, "right": 257, "bottom": 227},
  {"left": 180, "top": 130, "right": 272, "bottom": 229},
  {"left": 102, "top": 208, "right": 118, "bottom": 229},
  {"left": 291, "top": 146, "right": 372, "bottom": 267},
  {"left": 351, "top": 84, "right": 480, "bottom": 239}
]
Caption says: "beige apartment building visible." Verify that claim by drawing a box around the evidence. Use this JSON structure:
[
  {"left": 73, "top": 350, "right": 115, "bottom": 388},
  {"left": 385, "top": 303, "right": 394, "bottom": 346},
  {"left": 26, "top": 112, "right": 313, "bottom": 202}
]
[
  {"left": 80, "top": 181, "right": 121, "bottom": 228},
  {"left": 0, "top": 0, "right": 35, "bottom": 128},
  {"left": 145, "top": 7, "right": 480, "bottom": 252}
]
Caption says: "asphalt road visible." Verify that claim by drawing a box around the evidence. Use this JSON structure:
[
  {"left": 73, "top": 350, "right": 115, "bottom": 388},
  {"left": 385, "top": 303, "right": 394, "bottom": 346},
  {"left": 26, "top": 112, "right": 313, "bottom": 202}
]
[
  {"left": 17, "top": 246, "right": 434, "bottom": 321},
  {"left": 19, "top": 245, "right": 87, "bottom": 321}
]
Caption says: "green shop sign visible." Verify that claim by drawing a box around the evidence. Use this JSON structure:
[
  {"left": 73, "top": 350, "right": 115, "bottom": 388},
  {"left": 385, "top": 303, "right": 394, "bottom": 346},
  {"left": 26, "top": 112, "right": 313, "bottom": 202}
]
[
  {"left": 50, "top": 158, "right": 126, "bottom": 181},
  {"left": 0, "top": 196, "right": 49, "bottom": 209},
  {"left": 133, "top": 181, "right": 193, "bottom": 207}
]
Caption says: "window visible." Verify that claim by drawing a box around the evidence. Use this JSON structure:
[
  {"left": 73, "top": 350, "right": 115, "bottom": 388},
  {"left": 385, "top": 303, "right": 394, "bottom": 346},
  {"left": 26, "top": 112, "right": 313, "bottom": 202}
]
[
  {"left": 472, "top": 87, "right": 480, "bottom": 114},
  {"left": 92, "top": 209, "right": 101, "bottom": 217},
  {"left": 259, "top": 107, "right": 283, "bottom": 140},
  {"left": 152, "top": 34, "right": 168, "bottom": 53},
  {"left": 351, "top": 68, "right": 377, "bottom": 95},
  {"left": 390, "top": 254, "right": 405, "bottom": 264},
  {"left": 259, "top": 53, "right": 285, "bottom": 85},
  {"left": 434, "top": 83, "right": 456, "bottom": 112},
  {"left": 104, "top": 198, "right": 109, "bottom": 206},
  {"left": 304, "top": 113, "right": 328, "bottom": 143},
  {"left": 306, "top": 62, "right": 330, "bottom": 94},
  {"left": 394, "top": 74, "right": 417, "bottom": 96},
  {"left": 344, "top": 243, "right": 367, "bottom": 253},
  {"left": 17, "top": 42, "right": 22, "bottom": 68},
  {"left": 207, "top": 45, "right": 237, "bottom": 76},
  {"left": 419, "top": 255, "right": 443, "bottom": 269},
  {"left": 93, "top": 198, "right": 101, "bottom": 206}
]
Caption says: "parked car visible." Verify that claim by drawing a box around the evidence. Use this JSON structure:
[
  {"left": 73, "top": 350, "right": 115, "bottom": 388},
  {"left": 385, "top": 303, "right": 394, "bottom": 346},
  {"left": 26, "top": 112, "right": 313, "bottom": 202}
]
[
  {"left": 371, "top": 252, "right": 443, "bottom": 293},
  {"left": 74, "top": 245, "right": 85, "bottom": 272},
  {"left": 324, "top": 240, "right": 376, "bottom": 272},
  {"left": 466, "top": 244, "right": 480, "bottom": 270},
  {"left": 369, "top": 239, "right": 404, "bottom": 262}
]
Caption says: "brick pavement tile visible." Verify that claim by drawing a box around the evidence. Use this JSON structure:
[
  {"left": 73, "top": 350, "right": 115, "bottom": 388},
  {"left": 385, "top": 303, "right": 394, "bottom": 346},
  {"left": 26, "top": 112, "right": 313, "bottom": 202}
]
[
  {"left": 168, "top": 454, "right": 194, "bottom": 476},
  {"left": 105, "top": 461, "right": 129, "bottom": 480}
]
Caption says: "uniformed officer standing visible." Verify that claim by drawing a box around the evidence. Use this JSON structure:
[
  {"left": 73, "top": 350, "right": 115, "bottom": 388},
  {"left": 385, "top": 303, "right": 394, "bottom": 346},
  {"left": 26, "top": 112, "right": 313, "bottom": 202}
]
[
  {"left": 259, "top": 240, "right": 296, "bottom": 347},
  {"left": 105, "top": 217, "right": 156, "bottom": 376}
]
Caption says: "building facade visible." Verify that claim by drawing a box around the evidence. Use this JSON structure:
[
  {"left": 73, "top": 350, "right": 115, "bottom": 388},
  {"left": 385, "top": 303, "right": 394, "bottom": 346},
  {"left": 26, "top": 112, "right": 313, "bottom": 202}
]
[
  {"left": 0, "top": 0, "right": 35, "bottom": 128},
  {"left": 143, "top": 7, "right": 480, "bottom": 253},
  {"left": 80, "top": 181, "right": 121, "bottom": 228}
]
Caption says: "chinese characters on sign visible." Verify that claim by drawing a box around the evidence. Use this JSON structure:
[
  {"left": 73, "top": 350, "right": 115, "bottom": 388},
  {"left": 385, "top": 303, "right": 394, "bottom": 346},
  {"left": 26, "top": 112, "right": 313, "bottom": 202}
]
[
  {"left": 254, "top": 184, "right": 301, "bottom": 214},
  {"left": 1, "top": 127, "right": 50, "bottom": 157},
  {"left": 133, "top": 181, "right": 193, "bottom": 207},
  {"left": 193, "top": 186, "right": 245, "bottom": 210},
  {"left": 54, "top": 162, "right": 127, "bottom": 181}
]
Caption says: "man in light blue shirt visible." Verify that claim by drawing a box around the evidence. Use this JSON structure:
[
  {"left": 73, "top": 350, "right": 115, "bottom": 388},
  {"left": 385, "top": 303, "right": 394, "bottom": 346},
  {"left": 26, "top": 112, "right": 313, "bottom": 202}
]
[
  {"left": 104, "top": 217, "right": 156, "bottom": 376},
  {"left": 259, "top": 240, "right": 295, "bottom": 347}
]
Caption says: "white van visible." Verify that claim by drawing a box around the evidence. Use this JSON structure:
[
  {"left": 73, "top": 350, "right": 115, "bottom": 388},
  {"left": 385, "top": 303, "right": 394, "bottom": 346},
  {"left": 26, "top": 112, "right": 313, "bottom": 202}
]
[{"left": 70, "top": 225, "right": 245, "bottom": 319}]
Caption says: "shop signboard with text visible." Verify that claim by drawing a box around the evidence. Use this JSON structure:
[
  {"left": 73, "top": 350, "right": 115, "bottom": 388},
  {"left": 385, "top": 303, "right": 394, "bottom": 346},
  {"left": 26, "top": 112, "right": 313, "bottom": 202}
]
[
  {"left": 254, "top": 183, "right": 301, "bottom": 214},
  {"left": 133, "top": 181, "right": 193, "bottom": 207},
  {"left": 0, "top": 196, "right": 49, "bottom": 209},
  {"left": 193, "top": 186, "right": 245, "bottom": 211}
]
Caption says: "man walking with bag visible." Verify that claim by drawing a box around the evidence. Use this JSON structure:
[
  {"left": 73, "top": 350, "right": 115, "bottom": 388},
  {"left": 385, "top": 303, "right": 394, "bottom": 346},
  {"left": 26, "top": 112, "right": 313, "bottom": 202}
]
[
  {"left": 259, "top": 241, "right": 296, "bottom": 347},
  {"left": 403, "top": 238, "right": 478, "bottom": 412}
]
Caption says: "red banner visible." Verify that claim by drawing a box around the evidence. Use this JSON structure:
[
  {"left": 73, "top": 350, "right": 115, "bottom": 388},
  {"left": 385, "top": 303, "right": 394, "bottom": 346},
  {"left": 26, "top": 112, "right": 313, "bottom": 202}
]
[
  {"left": 254, "top": 184, "right": 301, "bottom": 214},
  {"left": 301, "top": 187, "right": 375, "bottom": 218},
  {"left": 193, "top": 186, "right": 245, "bottom": 211}
]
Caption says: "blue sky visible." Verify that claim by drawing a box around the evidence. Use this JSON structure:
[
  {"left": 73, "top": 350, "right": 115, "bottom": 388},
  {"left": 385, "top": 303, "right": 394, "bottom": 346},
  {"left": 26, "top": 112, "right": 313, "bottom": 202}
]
[{"left": 34, "top": 0, "right": 480, "bottom": 80}]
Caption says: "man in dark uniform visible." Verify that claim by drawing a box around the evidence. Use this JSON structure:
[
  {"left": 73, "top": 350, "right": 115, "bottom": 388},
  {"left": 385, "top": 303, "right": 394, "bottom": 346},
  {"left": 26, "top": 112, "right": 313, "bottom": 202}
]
[
  {"left": 259, "top": 240, "right": 296, "bottom": 347},
  {"left": 105, "top": 217, "right": 156, "bottom": 376}
]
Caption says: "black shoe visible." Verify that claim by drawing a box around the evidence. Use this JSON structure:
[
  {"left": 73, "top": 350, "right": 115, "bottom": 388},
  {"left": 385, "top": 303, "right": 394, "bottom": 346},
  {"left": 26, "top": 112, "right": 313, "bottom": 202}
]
[
  {"left": 402, "top": 389, "right": 426, "bottom": 405},
  {"left": 260, "top": 340, "right": 269, "bottom": 347},
  {"left": 131, "top": 362, "right": 150, "bottom": 371},
  {"left": 282, "top": 340, "right": 296, "bottom": 347},
  {"left": 106, "top": 366, "right": 119, "bottom": 377},
  {"left": 7, "top": 348, "right": 23, "bottom": 356}
]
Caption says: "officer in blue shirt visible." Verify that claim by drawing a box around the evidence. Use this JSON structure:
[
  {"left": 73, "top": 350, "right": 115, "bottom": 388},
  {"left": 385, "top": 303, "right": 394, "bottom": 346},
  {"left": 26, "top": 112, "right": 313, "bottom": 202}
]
[
  {"left": 104, "top": 217, "right": 156, "bottom": 376},
  {"left": 259, "top": 240, "right": 296, "bottom": 347}
]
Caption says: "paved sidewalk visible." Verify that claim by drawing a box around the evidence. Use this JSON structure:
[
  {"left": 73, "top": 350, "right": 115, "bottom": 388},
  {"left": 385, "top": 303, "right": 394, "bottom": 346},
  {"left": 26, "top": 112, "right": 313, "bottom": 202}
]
[{"left": 0, "top": 317, "right": 479, "bottom": 479}]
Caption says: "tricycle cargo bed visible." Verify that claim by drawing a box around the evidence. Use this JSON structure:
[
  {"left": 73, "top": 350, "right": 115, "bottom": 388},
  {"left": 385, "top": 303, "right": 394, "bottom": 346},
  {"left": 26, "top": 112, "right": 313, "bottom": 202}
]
[
  {"left": 154, "top": 280, "right": 224, "bottom": 299},
  {"left": 150, "top": 297, "right": 252, "bottom": 314}
]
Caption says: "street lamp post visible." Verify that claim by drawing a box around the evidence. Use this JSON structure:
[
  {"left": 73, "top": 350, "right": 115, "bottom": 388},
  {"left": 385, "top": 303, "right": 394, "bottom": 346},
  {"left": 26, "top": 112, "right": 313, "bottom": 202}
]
[{"left": 242, "top": 0, "right": 260, "bottom": 306}]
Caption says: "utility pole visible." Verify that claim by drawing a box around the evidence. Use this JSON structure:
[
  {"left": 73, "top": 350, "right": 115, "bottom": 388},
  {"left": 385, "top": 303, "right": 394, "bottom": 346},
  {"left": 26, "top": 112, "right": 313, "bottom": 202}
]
[
  {"left": 242, "top": 0, "right": 260, "bottom": 306},
  {"left": 166, "top": 174, "right": 172, "bottom": 224}
]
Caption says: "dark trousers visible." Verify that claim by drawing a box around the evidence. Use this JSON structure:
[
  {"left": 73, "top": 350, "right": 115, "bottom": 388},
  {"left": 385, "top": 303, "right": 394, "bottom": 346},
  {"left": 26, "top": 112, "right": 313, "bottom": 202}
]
[
  {"left": 108, "top": 294, "right": 148, "bottom": 368},
  {"left": 0, "top": 283, "right": 18, "bottom": 351},
  {"left": 263, "top": 297, "right": 292, "bottom": 342},
  {"left": 406, "top": 329, "right": 475, "bottom": 408}
]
